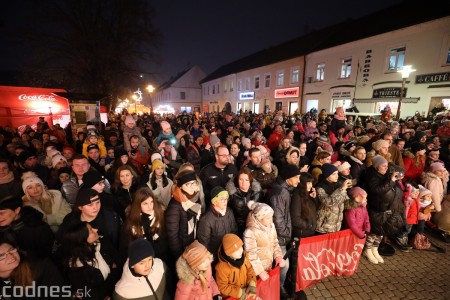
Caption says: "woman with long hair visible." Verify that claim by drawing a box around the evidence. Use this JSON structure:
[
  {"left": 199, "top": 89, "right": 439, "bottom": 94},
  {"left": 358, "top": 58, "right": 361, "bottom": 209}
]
[
  {"left": 112, "top": 165, "right": 141, "bottom": 217},
  {"left": 291, "top": 172, "right": 319, "bottom": 238},
  {"left": 61, "top": 221, "right": 120, "bottom": 300},
  {"left": 226, "top": 167, "right": 262, "bottom": 236},
  {"left": 21, "top": 172, "right": 71, "bottom": 232},
  {"left": 403, "top": 142, "right": 427, "bottom": 184},
  {"left": 121, "top": 187, "right": 169, "bottom": 264},
  {"left": 146, "top": 160, "right": 174, "bottom": 209}
]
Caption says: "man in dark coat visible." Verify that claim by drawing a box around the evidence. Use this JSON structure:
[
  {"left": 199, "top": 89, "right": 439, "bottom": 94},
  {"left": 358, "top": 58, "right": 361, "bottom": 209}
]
[{"left": 0, "top": 195, "right": 54, "bottom": 258}]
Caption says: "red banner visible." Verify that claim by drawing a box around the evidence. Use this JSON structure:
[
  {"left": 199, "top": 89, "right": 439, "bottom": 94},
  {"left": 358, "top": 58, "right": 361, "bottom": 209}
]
[
  {"left": 257, "top": 266, "right": 280, "bottom": 300},
  {"left": 296, "top": 229, "right": 364, "bottom": 291}
]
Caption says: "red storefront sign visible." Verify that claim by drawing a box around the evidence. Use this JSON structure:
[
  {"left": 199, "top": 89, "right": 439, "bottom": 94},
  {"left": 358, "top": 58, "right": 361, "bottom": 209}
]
[
  {"left": 274, "top": 87, "right": 299, "bottom": 98},
  {"left": 296, "top": 229, "right": 364, "bottom": 291}
]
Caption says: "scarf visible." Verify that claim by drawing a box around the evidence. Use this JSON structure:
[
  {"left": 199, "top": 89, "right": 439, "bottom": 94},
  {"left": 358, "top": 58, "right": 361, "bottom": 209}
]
[
  {"left": 220, "top": 245, "right": 245, "bottom": 269},
  {"left": 0, "top": 171, "right": 14, "bottom": 184},
  {"left": 141, "top": 212, "right": 159, "bottom": 240},
  {"left": 172, "top": 186, "right": 201, "bottom": 238}
]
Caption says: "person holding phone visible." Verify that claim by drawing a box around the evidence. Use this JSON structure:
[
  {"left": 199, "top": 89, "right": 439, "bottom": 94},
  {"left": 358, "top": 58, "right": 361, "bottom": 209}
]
[{"left": 315, "top": 164, "right": 351, "bottom": 234}]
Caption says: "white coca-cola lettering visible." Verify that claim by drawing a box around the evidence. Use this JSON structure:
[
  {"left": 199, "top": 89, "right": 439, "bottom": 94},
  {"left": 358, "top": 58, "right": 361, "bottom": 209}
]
[
  {"left": 18, "top": 94, "right": 57, "bottom": 101},
  {"left": 301, "top": 242, "right": 364, "bottom": 281}
]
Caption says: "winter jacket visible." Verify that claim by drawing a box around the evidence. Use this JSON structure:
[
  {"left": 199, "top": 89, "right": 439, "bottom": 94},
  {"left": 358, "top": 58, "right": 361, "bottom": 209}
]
[
  {"left": 406, "top": 197, "right": 420, "bottom": 225},
  {"left": 82, "top": 138, "right": 107, "bottom": 158},
  {"left": 197, "top": 206, "right": 238, "bottom": 261},
  {"left": 363, "top": 166, "right": 405, "bottom": 236},
  {"left": 243, "top": 213, "right": 282, "bottom": 276},
  {"left": 123, "top": 126, "right": 150, "bottom": 152},
  {"left": 403, "top": 155, "right": 425, "bottom": 184},
  {"left": 165, "top": 197, "right": 200, "bottom": 259},
  {"left": 346, "top": 155, "right": 366, "bottom": 184},
  {"left": 146, "top": 172, "right": 174, "bottom": 209},
  {"left": 175, "top": 255, "right": 220, "bottom": 300},
  {"left": 344, "top": 205, "right": 370, "bottom": 239},
  {"left": 433, "top": 195, "right": 450, "bottom": 233},
  {"left": 0, "top": 206, "right": 54, "bottom": 258},
  {"left": 215, "top": 247, "right": 256, "bottom": 299},
  {"left": 315, "top": 180, "right": 350, "bottom": 234},
  {"left": 267, "top": 177, "right": 294, "bottom": 245},
  {"left": 58, "top": 208, "right": 122, "bottom": 249},
  {"left": 251, "top": 164, "right": 278, "bottom": 191},
  {"left": 199, "top": 163, "right": 238, "bottom": 204},
  {"left": 226, "top": 177, "right": 262, "bottom": 236},
  {"left": 0, "top": 178, "right": 23, "bottom": 198},
  {"left": 22, "top": 189, "right": 71, "bottom": 232},
  {"left": 290, "top": 191, "right": 319, "bottom": 238},
  {"left": 421, "top": 171, "right": 445, "bottom": 212},
  {"left": 114, "top": 258, "right": 170, "bottom": 300}
]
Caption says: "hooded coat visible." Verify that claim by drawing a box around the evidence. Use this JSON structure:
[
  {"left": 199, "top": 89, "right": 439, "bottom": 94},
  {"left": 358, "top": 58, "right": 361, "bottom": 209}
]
[
  {"left": 421, "top": 171, "right": 445, "bottom": 212},
  {"left": 243, "top": 213, "right": 282, "bottom": 276},
  {"left": 215, "top": 246, "right": 256, "bottom": 299},
  {"left": 174, "top": 254, "right": 220, "bottom": 300}
]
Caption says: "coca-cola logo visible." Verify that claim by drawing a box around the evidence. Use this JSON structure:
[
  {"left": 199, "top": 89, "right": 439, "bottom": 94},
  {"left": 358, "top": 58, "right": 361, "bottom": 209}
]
[{"left": 18, "top": 94, "right": 57, "bottom": 102}]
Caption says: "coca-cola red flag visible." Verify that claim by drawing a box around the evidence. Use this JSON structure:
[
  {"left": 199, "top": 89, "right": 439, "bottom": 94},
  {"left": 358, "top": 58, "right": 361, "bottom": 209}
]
[{"left": 296, "top": 229, "right": 365, "bottom": 291}]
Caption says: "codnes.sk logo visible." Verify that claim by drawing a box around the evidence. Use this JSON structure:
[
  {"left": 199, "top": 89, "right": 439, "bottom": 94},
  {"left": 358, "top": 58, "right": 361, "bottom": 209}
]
[{"left": 0, "top": 282, "right": 91, "bottom": 298}]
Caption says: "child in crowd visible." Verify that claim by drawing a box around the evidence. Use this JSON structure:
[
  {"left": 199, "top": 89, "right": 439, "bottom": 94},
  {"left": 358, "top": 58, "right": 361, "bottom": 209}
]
[
  {"left": 175, "top": 240, "right": 220, "bottom": 299},
  {"left": 215, "top": 234, "right": 257, "bottom": 299},
  {"left": 345, "top": 186, "right": 370, "bottom": 240},
  {"left": 82, "top": 131, "right": 107, "bottom": 158},
  {"left": 123, "top": 115, "right": 150, "bottom": 152}
]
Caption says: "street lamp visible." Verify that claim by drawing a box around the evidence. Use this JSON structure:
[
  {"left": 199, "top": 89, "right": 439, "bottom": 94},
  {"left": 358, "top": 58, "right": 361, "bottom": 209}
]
[
  {"left": 146, "top": 84, "right": 155, "bottom": 113},
  {"left": 396, "top": 65, "right": 416, "bottom": 120}
]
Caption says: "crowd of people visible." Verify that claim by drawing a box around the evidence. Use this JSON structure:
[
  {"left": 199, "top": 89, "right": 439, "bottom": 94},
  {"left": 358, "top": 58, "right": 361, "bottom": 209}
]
[{"left": 0, "top": 106, "right": 449, "bottom": 300}]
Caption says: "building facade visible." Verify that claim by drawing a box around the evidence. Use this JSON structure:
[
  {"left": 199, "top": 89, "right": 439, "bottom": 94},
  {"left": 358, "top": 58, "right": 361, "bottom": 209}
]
[
  {"left": 200, "top": 1, "right": 450, "bottom": 118},
  {"left": 152, "top": 65, "right": 206, "bottom": 114}
]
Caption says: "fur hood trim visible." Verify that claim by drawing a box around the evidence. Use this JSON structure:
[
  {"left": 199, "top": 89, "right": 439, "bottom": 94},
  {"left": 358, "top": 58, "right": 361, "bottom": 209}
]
[{"left": 176, "top": 253, "right": 214, "bottom": 284}]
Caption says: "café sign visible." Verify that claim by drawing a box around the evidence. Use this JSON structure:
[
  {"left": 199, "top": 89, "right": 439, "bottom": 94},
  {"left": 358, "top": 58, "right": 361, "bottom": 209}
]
[
  {"left": 274, "top": 87, "right": 299, "bottom": 98},
  {"left": 415, "top": 72, "right": 450, "bottom": 84},
  {"left": 373, "top": 87, "right": 406, "bottom": 98},
  {"left": 239, "top": 92, "right": 255, "bottom": 100}
]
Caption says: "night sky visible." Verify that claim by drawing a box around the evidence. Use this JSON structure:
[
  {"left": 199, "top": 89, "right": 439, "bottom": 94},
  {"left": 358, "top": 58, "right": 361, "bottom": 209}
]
[{"left": 0, "top": 0, "right": 404, "bottom": 85}]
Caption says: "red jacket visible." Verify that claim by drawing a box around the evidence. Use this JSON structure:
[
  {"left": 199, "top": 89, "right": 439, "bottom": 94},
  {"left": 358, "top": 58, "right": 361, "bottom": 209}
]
[
  {"left": 344, "top": 205, "right": 370, "bottom": 239},
  {"left": 403, "top": 157, "right": 425, "bottom": 184},
  {"left": 406, "top": 197, "right": 419, "bottom": 225}
]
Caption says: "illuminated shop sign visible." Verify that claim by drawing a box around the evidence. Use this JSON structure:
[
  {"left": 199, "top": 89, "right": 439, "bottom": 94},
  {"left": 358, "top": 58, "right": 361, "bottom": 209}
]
[
  {"left": 239, "top": 92, "right": 255, "bottom": 100},
  {"left": 274, "top": 87, "right": 299, "bottom": 98}
]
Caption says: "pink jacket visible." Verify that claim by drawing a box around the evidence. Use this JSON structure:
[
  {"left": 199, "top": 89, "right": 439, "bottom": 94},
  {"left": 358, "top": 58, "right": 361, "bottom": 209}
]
[
  {"left": 175, "top": 257, "right": 220, "bottom": 300},
  {"left": 344, "top": 205, "right": 370, "bottom": 239}
]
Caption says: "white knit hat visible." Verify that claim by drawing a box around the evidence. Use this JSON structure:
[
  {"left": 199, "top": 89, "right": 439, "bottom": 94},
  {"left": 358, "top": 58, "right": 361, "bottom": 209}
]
[
  {"left": 22, "top": 176, "right": 44, "bottom": 194},
  {"left": 52, "top": 154, "right": 67, "bottom": 168}
]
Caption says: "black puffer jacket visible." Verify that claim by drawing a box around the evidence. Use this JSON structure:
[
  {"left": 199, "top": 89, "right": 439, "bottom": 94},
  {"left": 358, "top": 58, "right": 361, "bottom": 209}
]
[
  {"left": 363, "top": 166, "right": 405, "bottom": 236},
  {"left": 226, "top": 177, "right": 263, "bottom": 236},
  {"left": 165, "top": 199, "right": 198, "bottom": 259},
  {"left": 266, "top": 177, "right": 294, "bottom": 246},
  {"left": 197, "top": 206, "right": 238, "bottom": 261}
]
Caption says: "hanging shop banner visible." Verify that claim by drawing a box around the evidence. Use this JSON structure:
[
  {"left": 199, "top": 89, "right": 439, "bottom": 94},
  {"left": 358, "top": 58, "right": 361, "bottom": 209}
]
[
  {"left": 296, "top": 229, "right": 364, "bottom": 291},
  {"left": 274, "top": 87, "right": 299, "bottom": 98}
]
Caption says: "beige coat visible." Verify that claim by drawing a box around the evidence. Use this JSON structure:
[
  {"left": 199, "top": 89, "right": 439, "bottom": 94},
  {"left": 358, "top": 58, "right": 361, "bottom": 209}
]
[{"left": 243, "top": 213, "right": 282, "bottom": 276}]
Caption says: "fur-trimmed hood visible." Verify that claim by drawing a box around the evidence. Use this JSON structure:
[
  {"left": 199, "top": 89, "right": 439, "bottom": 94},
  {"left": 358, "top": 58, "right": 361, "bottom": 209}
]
[{"left": 176, "top": 253, "right": 214, "bottom": 284}]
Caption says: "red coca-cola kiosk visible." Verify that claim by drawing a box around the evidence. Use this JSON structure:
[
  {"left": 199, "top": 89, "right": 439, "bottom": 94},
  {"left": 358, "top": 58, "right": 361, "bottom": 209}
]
[{"left": 0, "top": 85, "right": 70, "bottom": 133}]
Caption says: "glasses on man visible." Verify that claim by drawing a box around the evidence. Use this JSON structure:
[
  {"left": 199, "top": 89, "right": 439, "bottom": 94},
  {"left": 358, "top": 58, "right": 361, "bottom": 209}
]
[{"left": 0, "top": 247, "right": 17, "bottom": 261}]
